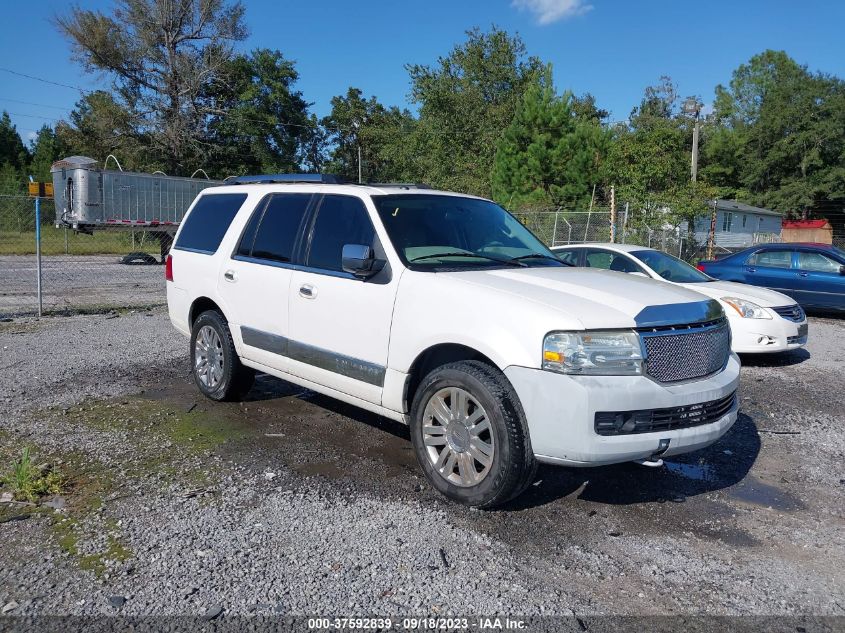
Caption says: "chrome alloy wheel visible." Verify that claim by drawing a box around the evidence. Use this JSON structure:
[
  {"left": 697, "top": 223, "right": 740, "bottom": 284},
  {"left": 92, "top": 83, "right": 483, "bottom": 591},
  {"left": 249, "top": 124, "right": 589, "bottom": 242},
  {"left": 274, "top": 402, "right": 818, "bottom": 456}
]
[
  {"left": 422, "top": 387, "right": 494, "bottom": 487},
  {"left": 194, "top": 325, "right": 225, "bottom": 389}
]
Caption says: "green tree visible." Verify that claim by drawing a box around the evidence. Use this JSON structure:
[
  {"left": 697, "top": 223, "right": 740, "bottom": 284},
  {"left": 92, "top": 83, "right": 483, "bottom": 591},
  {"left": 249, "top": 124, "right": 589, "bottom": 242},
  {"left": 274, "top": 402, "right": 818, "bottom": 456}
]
[
  {"left": 0, "top": 112, "right": 29, "bottom": 170},
  {"left": 704, "top": 50, "right": 845, "bottom": 214},
  {"left": 491, "top": 66, "right": 610, "bottom": 210},
  {"left": 56, "top": 0, "right": 248, "bottom": 173},
  {"left": 28, "top": 125, "right": 66, "bottom": 181},
  {"left": 204, "top": 49, "right": 315, "bottom": 177},
  {"left": 321, "top": 87, "right": 415, "bottom": 182},
  {"left": 404, "top": 27, "right": 545, "bottom": 196},
  {"left": 56, "top": 91, "right": 146, "bottom": 170},
  {"left": 609, "top": 78, "right": 715, "bottom": 230}
]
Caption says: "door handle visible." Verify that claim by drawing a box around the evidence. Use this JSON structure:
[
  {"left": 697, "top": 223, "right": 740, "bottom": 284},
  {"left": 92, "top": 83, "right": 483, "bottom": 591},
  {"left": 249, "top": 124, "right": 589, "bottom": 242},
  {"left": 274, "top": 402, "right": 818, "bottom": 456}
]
[
  {"left": 798, "top": 272, "right": 809, "bottom": 277},
  {"left": 223, "top": 270, "right": 237, "bottom": 282},
  {"left": 746, "top": 267, "right": 756, "bottom": 273},
  {"left": 299, "top": 284, "right": 316, "bottom": 298}
]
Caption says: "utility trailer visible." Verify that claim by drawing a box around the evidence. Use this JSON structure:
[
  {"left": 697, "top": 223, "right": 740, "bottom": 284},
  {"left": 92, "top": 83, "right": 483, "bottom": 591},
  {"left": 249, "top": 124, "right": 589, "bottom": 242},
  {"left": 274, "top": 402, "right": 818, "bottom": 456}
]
[{"left": 51, "top": 156, "right": 221, "bottom": 260}]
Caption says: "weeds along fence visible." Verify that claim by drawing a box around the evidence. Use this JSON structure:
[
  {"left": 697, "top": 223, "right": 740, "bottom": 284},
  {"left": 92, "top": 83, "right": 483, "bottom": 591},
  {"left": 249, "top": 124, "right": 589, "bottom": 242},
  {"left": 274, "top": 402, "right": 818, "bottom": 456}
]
[{"left": 0, "top": 195, "right": 166, "bottom": 318}]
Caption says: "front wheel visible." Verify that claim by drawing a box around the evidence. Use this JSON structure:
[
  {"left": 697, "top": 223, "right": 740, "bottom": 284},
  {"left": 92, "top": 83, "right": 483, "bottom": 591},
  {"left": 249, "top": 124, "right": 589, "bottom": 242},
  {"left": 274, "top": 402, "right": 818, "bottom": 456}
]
[
  {"left": 409, "top": 361, "right": 536, "bottom": 508},
  {"left": 190, "top": 310, "right": 254, "bottom": 402}
]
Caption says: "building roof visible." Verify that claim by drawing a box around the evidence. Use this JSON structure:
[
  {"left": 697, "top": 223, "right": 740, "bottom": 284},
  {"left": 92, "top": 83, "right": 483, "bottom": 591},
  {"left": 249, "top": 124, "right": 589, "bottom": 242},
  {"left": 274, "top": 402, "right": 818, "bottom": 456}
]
[
  {"left": 782, "top": 219, "right": 831, "bottom": 229},
  {"left": 715, "top": 199, "right": 781, "bottom": 217}
]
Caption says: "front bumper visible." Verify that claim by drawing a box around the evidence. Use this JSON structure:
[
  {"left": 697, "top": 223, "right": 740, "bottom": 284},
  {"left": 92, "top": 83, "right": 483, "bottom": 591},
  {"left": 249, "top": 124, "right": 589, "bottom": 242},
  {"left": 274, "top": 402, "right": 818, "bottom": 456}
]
[
  {"left": 504, "top": 353, "right": 741, "bottom": 466},
  {"left": 729, "top": 312, "right": 807, "bottom": 353}
]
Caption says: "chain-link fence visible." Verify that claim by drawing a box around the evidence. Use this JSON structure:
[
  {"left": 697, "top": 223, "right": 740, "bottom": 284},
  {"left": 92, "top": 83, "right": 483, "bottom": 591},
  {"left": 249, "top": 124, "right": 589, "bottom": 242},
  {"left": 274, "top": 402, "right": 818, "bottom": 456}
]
[
  {"left": 512, "top": 208, "right": 695, "bottom": 259},
  {"left": 3, "top": 194, "right": 839, "bottom": 318},
  {"left": 1, "top": 195, "right": 167, "bottom": 317}
]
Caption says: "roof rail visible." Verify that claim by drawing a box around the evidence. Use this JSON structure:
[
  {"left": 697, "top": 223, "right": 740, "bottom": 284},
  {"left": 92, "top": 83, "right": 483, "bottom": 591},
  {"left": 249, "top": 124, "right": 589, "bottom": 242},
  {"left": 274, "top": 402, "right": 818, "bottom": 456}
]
[
  {"left": 224, "top": 173, "right": 346, "bottom": 185},
  {"left": 367, "top": 182, "right": 433, "bottom": 190}
]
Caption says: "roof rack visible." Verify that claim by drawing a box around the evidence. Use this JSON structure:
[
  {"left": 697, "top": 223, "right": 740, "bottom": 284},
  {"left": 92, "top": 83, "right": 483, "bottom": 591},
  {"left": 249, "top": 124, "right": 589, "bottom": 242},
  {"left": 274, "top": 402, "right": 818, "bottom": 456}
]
[
  {"left": 224, "top": 173, "right": 346, "bottom": 185},
  {"left": 366, "top": 182, "right": 433, "bottom": 190}
]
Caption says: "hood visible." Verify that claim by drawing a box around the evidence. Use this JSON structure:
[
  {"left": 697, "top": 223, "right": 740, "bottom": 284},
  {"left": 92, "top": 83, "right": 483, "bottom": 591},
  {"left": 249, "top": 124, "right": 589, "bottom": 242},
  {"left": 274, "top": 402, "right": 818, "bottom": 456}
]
[
  {"left": 450, "top": 267, "right": 718, "bottom": 329},
  {"left": 677, "top": 279, "right": 795, "bottom": 307}
]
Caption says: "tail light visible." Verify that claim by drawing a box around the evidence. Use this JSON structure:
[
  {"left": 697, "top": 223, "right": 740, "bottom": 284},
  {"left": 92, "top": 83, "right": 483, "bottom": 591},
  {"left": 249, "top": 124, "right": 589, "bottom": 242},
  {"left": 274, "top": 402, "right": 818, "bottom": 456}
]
[
  {"left": 165, "top": 254, "right": 173, "bottom": 282},
  {"left": 696, "top": 263, "right": 706, "bottom": 272}
]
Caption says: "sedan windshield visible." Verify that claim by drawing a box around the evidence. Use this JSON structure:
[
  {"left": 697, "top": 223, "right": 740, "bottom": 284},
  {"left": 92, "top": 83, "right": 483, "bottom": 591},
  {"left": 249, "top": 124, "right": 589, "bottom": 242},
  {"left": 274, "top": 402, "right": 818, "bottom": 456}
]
[
  {"left": 631, "top": 249, "right": 712, "bottom": 283},
  {"left": 372, "top": 194, "right": 565, "bottom": 270}
]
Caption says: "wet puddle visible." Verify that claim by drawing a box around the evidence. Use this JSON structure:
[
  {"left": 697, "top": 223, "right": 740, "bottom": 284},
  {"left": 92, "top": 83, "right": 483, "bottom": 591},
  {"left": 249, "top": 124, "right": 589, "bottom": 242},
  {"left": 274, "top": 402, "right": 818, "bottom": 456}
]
[
  {"left": 664, "top": 461, "right": 716, "bottom": 482},
  {"left": 727, "top": 475, "right": 804, "bottom": 511}
]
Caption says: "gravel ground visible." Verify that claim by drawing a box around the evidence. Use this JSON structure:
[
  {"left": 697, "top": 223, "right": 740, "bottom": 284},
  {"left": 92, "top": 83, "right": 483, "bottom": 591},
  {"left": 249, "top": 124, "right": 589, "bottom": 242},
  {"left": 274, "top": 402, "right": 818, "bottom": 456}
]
[{"left": 0, "top": 309, "right": 843, "bottom": 620}]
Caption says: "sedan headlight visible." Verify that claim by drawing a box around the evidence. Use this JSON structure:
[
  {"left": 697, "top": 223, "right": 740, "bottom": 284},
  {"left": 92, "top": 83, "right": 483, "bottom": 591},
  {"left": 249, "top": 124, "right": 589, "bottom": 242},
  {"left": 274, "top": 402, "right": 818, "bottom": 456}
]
[
  {"left": 543, "top": 331, "right": 643, "bottom": 375},
  {"left": 721, "top": 297, "right": 772, "bottom": 319}
]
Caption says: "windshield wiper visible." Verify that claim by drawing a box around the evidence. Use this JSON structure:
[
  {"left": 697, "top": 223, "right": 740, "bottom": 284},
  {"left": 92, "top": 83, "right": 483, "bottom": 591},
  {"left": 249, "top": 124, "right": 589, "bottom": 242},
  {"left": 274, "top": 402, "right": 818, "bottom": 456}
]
[
  {"left": 508, "top": 253, "right": 572, "bottom": 266},
  {"left": 408, "top": 252, "right": 527, "bottom": 267}
]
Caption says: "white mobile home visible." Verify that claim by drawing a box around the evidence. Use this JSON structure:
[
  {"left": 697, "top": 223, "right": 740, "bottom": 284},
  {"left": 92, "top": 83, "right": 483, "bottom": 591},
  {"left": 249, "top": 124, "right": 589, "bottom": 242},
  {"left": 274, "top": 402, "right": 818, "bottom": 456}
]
[{"left": 692, "top": 200, "right": 782, "bottom": 247}]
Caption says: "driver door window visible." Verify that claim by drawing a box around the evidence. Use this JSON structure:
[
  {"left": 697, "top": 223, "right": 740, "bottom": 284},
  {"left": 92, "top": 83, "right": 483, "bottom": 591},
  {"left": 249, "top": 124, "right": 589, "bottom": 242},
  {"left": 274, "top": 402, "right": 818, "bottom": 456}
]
[{"left": 306, "top": 195, "right": 375, "bottom": 272}]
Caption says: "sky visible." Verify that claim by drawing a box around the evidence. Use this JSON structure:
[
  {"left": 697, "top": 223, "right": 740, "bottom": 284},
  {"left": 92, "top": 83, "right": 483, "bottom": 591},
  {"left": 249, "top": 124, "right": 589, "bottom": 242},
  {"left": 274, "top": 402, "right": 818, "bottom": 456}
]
[{"left": 1, "top": 0, "right": 844, "bottom": 145}]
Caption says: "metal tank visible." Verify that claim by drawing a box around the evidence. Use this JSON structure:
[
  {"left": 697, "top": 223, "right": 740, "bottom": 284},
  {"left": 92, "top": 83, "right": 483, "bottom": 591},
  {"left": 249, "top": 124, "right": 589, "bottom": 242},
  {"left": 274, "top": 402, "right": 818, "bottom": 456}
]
[{"left": 51, "top": 156, "right": 220, "bottom": 233}]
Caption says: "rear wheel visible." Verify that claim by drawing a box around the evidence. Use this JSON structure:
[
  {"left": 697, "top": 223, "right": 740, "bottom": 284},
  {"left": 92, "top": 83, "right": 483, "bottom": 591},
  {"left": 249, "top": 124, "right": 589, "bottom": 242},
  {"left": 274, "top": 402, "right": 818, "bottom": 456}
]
[
  {"left": 410, "top": 361, "right": 536, "bottom": 508},
  {"left": 190, "top": 310, "right": 254, "bottom": 401}
]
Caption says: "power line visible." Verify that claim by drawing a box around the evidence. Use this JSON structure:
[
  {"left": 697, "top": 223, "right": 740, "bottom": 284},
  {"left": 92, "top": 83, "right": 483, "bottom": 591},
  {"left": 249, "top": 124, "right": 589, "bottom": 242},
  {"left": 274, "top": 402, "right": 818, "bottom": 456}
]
[
  {"left": 0, "top": 97, "right": 72, "bottom": 111},
  {"left": 0, "top": 67, "right": 88, "bottom": 93},
  {"left": 1, "top": 65, "right": 629, "bottom": 136}
]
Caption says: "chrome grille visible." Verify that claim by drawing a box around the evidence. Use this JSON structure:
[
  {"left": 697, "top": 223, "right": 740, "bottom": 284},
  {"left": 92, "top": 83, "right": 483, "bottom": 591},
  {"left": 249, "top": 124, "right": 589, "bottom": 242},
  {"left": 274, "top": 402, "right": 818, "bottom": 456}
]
[
  {"left": 640, "top": 318, "right": 731, "bottom": 383},
  {"left": 772, "top": 304, "right": 805, "bottom": 322}
]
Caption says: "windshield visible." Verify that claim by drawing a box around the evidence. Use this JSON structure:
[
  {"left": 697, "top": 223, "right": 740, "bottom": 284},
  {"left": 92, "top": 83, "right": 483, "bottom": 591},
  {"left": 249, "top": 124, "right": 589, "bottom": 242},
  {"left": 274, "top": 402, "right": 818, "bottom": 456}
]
[
  {"left": 631, "top": 249, "right": 712, "bottom": 283},
  {"left": 372, "top": 194, "right": 564, "bottom": 270}
]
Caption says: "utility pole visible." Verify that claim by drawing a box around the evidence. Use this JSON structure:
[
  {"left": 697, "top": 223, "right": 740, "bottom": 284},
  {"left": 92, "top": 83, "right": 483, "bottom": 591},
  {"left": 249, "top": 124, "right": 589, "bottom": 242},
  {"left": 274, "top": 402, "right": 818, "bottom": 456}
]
[
  {"left": 683, "top": 97, "right": 703, "bottom": 182},
  {"left": 353, "top": 118, "right": 364, "bottom": 184},
  {"left": 691, "top": 118, "right": 700, "bottom": 182}
]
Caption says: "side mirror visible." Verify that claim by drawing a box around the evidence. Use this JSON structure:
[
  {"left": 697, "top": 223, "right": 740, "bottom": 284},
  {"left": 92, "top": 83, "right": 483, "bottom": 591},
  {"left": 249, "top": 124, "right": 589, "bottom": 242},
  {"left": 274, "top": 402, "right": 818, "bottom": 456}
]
[
  {"left": 840, "top": 265, "right": 845, "bottom": 276},
  {"left": 342, "top": 244, "right": 381, "bottom": 278}
]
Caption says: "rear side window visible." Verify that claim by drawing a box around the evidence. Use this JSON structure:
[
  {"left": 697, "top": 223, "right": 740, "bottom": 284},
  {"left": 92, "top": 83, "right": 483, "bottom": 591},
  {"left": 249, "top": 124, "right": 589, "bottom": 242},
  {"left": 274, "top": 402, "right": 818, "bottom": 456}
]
[
  {"left": 307, "top": 195, "right": 375, "bottom": 272},
  {"left": 175, "top": 193, "right": 248, "bottom": 254},
  {"left": 748, "top": 250, "right": 793, "bottom": 269},
  {"left": 248, "top": 194, "right": 312, "bottom": 263}
]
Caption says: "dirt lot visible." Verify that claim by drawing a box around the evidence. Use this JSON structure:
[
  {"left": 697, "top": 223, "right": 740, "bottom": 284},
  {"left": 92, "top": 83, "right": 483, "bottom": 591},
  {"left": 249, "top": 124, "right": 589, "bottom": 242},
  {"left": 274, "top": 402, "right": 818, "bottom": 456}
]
[{"left": 0, "top": 309, "right": 843, "bottom": 622}]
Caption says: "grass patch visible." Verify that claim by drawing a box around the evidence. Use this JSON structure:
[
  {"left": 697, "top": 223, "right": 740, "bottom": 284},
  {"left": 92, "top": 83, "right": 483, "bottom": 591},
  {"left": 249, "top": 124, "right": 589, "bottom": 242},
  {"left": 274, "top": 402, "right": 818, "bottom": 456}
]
[
  {"left": 0, "top": 226, "right": 160, "bottom": 256},
  {"left": 68, "top": 396, "right": 256, "bottom": 455},
  {"left": 0, "top": 446, "right": 64, "bottom": 502}
]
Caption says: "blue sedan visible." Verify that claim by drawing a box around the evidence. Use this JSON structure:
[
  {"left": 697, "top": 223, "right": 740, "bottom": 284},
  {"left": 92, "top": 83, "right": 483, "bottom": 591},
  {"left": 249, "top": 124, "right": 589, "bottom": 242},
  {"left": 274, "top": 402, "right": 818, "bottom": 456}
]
[{"left": 697, "top": 243, "right": 845, "bottom": 312}]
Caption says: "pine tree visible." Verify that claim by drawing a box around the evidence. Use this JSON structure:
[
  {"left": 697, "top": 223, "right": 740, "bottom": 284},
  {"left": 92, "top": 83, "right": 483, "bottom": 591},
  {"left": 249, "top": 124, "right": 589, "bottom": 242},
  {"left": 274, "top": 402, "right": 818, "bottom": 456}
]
[{"left": 491, "top": 66, "right": 609, "bottom": 210}]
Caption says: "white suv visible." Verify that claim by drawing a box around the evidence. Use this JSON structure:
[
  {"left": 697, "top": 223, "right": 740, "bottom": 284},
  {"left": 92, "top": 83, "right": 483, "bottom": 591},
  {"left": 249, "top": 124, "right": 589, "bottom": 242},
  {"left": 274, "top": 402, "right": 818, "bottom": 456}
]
[{"left": 166, "top": 177, "right": 740, "bottom": 507}]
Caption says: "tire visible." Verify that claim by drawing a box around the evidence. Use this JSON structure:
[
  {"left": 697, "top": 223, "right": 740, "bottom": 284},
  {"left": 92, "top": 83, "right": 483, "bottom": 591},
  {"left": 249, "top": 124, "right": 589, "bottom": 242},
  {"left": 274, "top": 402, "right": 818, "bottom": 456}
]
[
  {"left": 409, "top": 361, "right": 536, "bottom": 508},
  {"left": 190, "top": 310, "right": 255, "bottom": 402}
]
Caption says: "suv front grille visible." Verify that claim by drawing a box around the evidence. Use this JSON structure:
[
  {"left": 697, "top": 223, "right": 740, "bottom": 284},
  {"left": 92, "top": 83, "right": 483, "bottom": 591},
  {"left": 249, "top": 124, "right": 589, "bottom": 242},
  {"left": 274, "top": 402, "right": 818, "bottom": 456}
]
[
  {"left": 772, "top": 304, "right": 805, "bottom": 322},
  {"left": 639, "top": 318, "right": 731, "bottom": 383},
  {"left": 595, "top": 391, "right": 737, "bottom": 436}
]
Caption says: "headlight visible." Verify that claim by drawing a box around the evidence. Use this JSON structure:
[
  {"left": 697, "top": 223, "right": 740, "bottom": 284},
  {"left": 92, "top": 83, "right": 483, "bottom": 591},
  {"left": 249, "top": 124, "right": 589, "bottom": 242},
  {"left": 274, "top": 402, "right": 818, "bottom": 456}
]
[
  {"left": 721, "top": 297, "right": 771, "bottom": 319},
  {"left": 543, "top": 331, "right": 643, "bottom": 375}
]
